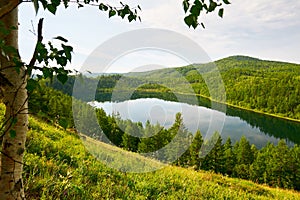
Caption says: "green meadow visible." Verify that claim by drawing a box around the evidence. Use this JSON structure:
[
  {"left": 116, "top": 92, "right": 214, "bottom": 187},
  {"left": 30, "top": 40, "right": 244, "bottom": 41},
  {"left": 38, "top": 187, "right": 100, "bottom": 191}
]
[{"left": 0, "top": 103, "right": 296, "bottom": 199}]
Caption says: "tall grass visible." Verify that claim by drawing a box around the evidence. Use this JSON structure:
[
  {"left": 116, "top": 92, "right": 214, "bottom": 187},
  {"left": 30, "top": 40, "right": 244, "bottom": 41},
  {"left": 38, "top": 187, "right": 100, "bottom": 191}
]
[
  {"left": 0, "top": 102, "right": 299, "bottom": 199},
  {"left": 18, "top": 115, "right": 300, "bottom": 199}
]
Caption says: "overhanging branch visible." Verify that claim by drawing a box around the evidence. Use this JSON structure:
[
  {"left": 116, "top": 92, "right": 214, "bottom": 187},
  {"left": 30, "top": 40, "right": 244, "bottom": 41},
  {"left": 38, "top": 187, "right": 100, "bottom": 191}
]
[{"left": 28, "top": 18, "right": 44, "bottom": 68}]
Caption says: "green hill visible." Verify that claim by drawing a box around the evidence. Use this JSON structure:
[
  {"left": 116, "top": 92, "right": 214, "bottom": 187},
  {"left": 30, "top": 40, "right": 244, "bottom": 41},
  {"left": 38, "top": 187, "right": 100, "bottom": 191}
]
[
  {"left": 124, "top": 56, "right": 300, "bottom": 120},
  {"left": 1, "top": 104, "right": 299, "bottom": 199},
  {"left": 49, "top": 55, "right": 300, "bottom": 120},
  {"left": 223, "top": 55, "right": 261, "bottom": 61}
]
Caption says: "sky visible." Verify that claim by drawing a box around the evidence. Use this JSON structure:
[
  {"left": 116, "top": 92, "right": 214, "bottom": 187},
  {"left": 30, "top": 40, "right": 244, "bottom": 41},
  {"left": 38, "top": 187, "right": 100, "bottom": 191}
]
[{"left": 18, "top": 0, "right": 300, "bottom": 73}]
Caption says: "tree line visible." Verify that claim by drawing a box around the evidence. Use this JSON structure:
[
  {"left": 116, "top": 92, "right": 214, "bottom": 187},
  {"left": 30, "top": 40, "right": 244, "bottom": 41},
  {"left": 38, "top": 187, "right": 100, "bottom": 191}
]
[
  {"left": 48, "top": 56, "right": 300, "bottom": 120},
  {"left": 29, "top": 84, "right": 300, "bottom": 191}
]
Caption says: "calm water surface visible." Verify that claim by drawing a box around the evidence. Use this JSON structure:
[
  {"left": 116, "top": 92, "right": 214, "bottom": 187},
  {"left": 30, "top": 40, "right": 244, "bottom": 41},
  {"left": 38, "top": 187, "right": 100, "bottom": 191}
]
[{"left": 89, "top": 98, "right": 300, "bottom": 148}]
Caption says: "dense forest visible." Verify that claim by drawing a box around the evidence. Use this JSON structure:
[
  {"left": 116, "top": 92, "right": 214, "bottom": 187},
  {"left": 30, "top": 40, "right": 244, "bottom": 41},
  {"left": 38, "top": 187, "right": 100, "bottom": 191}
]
[
  {"left": 49, "top": 56, "right": 300, "bottom": 120},
  {"left": 28, "top": 84, "right": 300, "bottom": 191},
  {"left": 26, "top": 55, "right": 300, "bottom": 191},
  {"left": 217, "top": 56, "right": 300, "bottom": 119}
]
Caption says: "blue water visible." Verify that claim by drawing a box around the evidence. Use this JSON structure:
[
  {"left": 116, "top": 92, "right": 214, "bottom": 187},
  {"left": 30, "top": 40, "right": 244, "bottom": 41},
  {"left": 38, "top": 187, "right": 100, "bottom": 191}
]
[{"left": 89, "top": 98, "right": 299, "bottom": 148}]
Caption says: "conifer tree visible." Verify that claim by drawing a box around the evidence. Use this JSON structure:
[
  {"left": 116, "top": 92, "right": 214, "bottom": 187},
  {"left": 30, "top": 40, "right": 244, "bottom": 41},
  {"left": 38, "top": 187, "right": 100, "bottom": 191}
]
[
  {"left": 233, "top": 136, "right": 253, "bottom": 179},
  {"left": 189, "top": 130, "right": 204, "bottom": 169},
  {"left": 223, "top": 137, "right": 236, "bottom": 175},
  {"left": 165, "top": 113, "right": 191, "bottom": 165},
  {"left": 122, "top": 121, "right": 140, "bottom": 152},
  {"left": 201, "top": 132, "right": 223, "bottom": 173}
]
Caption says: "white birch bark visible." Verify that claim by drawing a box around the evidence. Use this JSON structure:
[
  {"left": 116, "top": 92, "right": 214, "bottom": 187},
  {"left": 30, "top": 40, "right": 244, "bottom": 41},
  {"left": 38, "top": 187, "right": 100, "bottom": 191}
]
[{"left": 0, "top": 1, "right": 27, "bottom": 199}]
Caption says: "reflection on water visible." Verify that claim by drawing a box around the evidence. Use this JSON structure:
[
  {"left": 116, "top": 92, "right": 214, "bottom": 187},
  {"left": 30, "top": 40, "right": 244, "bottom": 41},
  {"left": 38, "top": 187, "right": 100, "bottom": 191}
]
[{"left": 89, "top": 98, "right": 300, "bottom": 148}]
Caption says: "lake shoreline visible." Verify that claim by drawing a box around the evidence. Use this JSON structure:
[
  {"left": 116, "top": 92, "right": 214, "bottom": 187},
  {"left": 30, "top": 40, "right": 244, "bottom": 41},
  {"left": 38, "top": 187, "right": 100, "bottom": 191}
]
[
  {"left": 96, "top": 90, "right": 300, "bottom": 124},
  {"left": 91, "top": 95, "right": 300, "bottom": 146},
  {"left": 173, "top": 92, "right": 300, "bottom": 124}
]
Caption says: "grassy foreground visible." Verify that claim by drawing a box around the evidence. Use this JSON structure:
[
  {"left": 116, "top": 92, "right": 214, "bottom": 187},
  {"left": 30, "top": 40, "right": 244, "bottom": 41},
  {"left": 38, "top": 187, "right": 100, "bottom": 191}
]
[
  {"left": 23, "top": 122, "right": 300, "bottom": 198},
  {"left": 1, "top": 105, "right": 299, "bottom": 199}
]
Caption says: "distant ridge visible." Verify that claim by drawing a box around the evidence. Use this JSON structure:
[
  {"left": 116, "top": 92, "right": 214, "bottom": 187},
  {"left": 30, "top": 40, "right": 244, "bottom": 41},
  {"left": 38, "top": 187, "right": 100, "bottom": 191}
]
[
  {"left": 80, "top": 55, "right": 298, "bottom": 76},
  {"left": 217, "top": 55, "right": 300, "bottom": 65},
  {"left": 222, "top": 55, "right": 261, "bottom": 61},
  {"left": 83, "top": 72, "right": 121, "bottom": 77}
]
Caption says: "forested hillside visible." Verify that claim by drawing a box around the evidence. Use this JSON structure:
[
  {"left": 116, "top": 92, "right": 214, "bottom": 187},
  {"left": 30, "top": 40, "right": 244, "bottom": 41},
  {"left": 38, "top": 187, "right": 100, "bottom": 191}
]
[
  {"left": 49, "top": 56, "right": 300, "bottom": 120},
  {"left": 26, "top": 55, "right": 300, "bottom": 194},
  {"left": 217, "top": 56, "right": 300, "bottom": 119},
  {"left": 26, "top": 84, "right": 300, "bottom": 191},
  {"left": 127, "top": 55, "right": 300, "bottom": 120}
]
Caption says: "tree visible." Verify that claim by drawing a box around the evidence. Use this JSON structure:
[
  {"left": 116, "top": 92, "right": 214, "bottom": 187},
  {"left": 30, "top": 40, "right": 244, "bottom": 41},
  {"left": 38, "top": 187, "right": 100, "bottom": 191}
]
[
  {"left": 249, "top": 143, "right": 272, "bottom": 184},
  {"left": 269, "top": 140, "right": 293, "bottom": 188},
  {"left": 121, "top": 121, "right": 140, "bottom": 152},
  {"left": 233, "top": 136, "right": 254, "bottom": 179},
  {"left": 222, "top": 137, "right": 235, "bottom": 175},
  {"left": 0, "top": 0, "right": 230, "bottom": 198},
  {"left": 138, "top": 120, "right": 156, "bottom": 153},
  {"left": 0, "top": 6, "right": 27, "bottom": 199},
  {"left": 189, "top": 130, "right": 203, "bottom": 169},
  {"left": 165, "top": 113, "right": 192, "bottom": 166},
  {"left": 290, "top": 145, "right": 300, "bottom": 190},
  {"left": 107, "top": 115, "right": 124, "bottom": 147},
  {"left": 200, "top": 132, "right": 223, "bottom": 173}
]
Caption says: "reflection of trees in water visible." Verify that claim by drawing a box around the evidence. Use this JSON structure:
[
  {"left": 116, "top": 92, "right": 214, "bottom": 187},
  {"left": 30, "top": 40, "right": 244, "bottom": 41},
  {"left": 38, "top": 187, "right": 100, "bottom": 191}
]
[
  {"left": 95, "top": 91, "right": 300, "bottom": 146},
  {"left": 191, "top": 94, "right": 300, "bottom": 145},
  {"left": 225, "top": 106, "right": 300, "bottom": 145}
]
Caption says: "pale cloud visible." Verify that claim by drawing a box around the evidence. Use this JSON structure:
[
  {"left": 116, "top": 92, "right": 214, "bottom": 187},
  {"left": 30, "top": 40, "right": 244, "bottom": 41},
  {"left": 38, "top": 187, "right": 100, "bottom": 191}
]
[
  {"left": 197, "top": 0, "right": 299, "bottom": 38},
  {"left": 141, "top": 1, "right": 184, "bottom": 30}
]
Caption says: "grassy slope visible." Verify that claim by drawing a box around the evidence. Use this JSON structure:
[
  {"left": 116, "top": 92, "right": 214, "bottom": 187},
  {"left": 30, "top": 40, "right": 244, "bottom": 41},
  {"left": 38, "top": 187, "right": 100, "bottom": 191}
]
[{"left": 0, "top": 108, "right": 293, "bottom": 199}]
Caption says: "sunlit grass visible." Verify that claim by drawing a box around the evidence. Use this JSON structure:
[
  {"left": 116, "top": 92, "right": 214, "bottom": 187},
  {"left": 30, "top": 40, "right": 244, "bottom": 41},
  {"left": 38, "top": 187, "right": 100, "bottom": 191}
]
[
  {"left": 19, "top": 115, "right": 300, "bottom": 199},
  {"left": 0, "top": 102, "right": 299, "bottom": 199},
  {"left": 82, "top": 135, "right": 166, "bottom": 173}
]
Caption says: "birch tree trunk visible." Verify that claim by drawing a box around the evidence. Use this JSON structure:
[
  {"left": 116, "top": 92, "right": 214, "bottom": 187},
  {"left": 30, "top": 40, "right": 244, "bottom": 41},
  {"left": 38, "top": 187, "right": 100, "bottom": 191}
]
[{"left": 0, "top": 2, "right": 27, "bottom": 199}]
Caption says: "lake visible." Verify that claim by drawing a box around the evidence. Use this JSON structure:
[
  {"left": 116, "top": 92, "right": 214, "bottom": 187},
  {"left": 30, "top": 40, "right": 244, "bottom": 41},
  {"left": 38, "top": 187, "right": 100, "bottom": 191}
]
[{"left": 89, "top": 97, "right": 300, "bottom": 148}]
